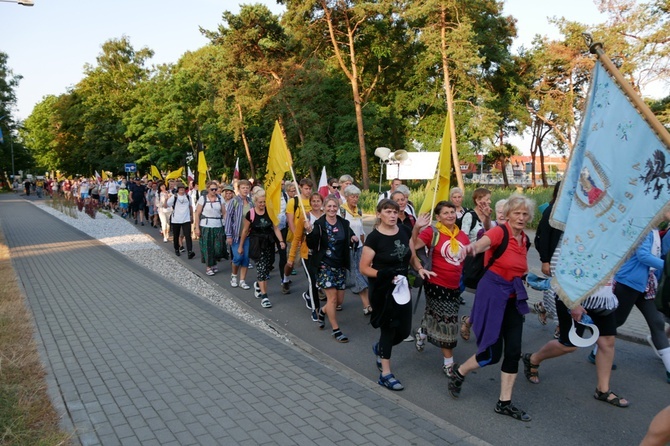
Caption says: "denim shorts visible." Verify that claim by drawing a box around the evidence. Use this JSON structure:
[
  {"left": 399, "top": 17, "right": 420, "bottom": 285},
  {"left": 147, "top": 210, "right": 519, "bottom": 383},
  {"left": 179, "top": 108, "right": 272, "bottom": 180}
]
[{"left": 232, "top": 239, "right": 250, "bottom": 268}]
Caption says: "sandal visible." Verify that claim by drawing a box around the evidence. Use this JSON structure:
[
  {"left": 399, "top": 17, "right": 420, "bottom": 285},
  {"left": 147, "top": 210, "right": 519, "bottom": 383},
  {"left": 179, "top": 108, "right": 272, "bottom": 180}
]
[
  {"left": 594, "top": 389, "right": 629, "bottom": 408},
  {"left": 533, "top": 302, "right": 548, "bottom": 325},
  {"left": 332, "top": 329, "right": 349, "bottom": 343},
  {"left": 206, "top": 268, "right": 215, "bottom": 276},
  {"left": 261, "top": 297, "right": 272, "bottom": 308},
  {"left": 363, "top": 305, "right": 372, "bottom": 316},
  {"left": 522, "top": 353, "right": 540, "bottom": 384},
  {"left": 494, "top": 402, "right": 532, "bottom": 422},
  {"left": 378, "top": 373, "right": 404, "bottom": 391},
  {"left": 336, "top": 304, "right": 343, "bottom": 311},
  {"left": 460, "top": 315, "right": 471, "bottom": 341}
]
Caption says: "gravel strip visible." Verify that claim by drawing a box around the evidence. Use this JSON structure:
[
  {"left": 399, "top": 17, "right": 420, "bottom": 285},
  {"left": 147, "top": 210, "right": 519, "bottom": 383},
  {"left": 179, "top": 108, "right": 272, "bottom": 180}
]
[{"left": 35, "top": 203, "right": 289, "bottom": 341}]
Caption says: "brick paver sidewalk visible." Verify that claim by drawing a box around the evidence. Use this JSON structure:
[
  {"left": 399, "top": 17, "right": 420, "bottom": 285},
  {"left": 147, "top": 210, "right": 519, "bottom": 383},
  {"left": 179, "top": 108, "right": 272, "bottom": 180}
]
[{"left": 0, "top": 196, "right": 485, "bottom": 444}]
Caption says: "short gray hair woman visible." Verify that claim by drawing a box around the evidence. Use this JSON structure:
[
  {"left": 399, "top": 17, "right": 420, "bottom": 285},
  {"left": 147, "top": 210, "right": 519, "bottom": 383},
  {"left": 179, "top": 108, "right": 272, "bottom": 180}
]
[{"left": 341, "top": 184, "right": 371, "bottom": 315}]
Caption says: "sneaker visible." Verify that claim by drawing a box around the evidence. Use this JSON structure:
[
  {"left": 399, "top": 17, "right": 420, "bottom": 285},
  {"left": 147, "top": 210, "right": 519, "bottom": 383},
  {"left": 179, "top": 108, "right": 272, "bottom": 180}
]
[
  {"left": 372, "top": 342, "right": 382, "bottom": 372},
  {"left": 378, "top": 373, "right": 404, "bottom": 391},
  {"left": 179, "top": 246, "right": 186, "bottom": 253},
  {"left": 187, "top": 251, "right": 196, "bottom": 259},
  {"left": 163, "top": 238, "right": 168, "bottom": 243},
  {"left": 206, "top": 269, "right": 215, "bottom": 276},
  {"left": 494, "top": 401, "right": 532, "bottom": 422},
  {"left": 442, "top": 363, "right": 453, "bottom": 377},
  {"left": 239, "top": 280, "right": 250, "bottom": 290},
  {"left": 647, "top": 335, "right": 661, "bottom": 359},
  {"left": 248, "top": 262, "right": 254, "bottom": 269},
  {"left": 415, "top": 328, "right": 425, "bottom": 352},
  {"left": 291, "top": 269, "right": 297, "bottom": 275},
  {"left": 311, "top": 309, "right": 319, "bottom": 322},
  {"left": 281, "top": 282, "right": 290, "bottom": 295},
  {"left": 175, "top": 249, "right": 180, "bottom": 257},
  {"left": 302, "top": 292, "right": 313, "bottom": 309},
  {"left": 403, "top": 334, "right": 414, "bottom": 342},
  {"left": 230, "top": 275, "right": 239, "bottom": 288},
  {"left": 446, "top": 363, "right": 464, "bottom": 399},
  {"left": 587, "top": 351, "right": 617, "bottom": 370},
  {"left": 253, "top": 282, "right": 261, "bottom": 298}
]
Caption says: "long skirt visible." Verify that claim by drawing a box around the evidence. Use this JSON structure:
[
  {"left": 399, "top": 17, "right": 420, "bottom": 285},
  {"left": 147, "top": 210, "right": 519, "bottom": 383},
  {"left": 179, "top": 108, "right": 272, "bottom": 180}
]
[
  {"left": 199, "top": 226, "right": 225, "bottom": 267},
  {"left": 421, "top": 283, "right": 461, "bottom": 350}
]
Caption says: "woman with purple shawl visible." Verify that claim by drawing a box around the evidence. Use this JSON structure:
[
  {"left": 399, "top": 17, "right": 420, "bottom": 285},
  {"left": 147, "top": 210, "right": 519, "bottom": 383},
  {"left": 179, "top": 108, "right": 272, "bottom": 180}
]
[{"left": 446, "top": 195, "right": 534, "bottom": 422}]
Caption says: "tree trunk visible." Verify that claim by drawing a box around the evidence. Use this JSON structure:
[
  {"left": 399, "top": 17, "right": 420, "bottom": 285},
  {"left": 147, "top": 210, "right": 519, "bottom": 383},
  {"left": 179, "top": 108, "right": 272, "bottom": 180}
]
[
  {"left": 236, "top": 102, "right": 255, "bottom": 179},
  {"left": 320, "top": 0, "right": 370, "bottom": 189},
  {"left": 441, "top": 7, "right": 464, "bottom": 191},
  {"left": 539, "top": 144, "right": 547, "bottom": 187},
  {"left": 529, "top": 120, "right": 538, "bottom": 188}
]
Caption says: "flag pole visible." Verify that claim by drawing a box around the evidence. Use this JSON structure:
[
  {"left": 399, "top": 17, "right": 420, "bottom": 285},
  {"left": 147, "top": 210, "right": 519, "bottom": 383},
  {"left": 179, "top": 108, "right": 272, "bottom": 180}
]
[
  {"left": 585, "top": 34, "right": 670, "bottom": 149},
  {"left": 277, "top": 119, "right": 308, "bottom": 219}
]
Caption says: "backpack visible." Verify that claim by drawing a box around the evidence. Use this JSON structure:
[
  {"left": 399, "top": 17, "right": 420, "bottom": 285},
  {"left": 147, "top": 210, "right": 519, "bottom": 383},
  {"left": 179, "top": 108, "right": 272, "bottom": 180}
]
[
  {"left": 339, "top": 205, "right": 362, "bottom": 219},
  {"left": 462, "top": 225, "right": 529, "bottom": 289},
  {"left": 656, "top": 249, "right": 670, "bottom": 318},
  {"left": 199, "top": 196, "right": 223, "bottom": 225}
]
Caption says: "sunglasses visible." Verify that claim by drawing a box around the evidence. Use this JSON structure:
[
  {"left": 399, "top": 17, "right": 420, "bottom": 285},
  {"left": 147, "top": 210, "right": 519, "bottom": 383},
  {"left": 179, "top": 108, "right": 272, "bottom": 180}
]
[
  {"left": 332, "top": 185, "right": 340, "bottom": 189},
  {"left": 210, "top": 188, "right": 218, "bottom": 191}
]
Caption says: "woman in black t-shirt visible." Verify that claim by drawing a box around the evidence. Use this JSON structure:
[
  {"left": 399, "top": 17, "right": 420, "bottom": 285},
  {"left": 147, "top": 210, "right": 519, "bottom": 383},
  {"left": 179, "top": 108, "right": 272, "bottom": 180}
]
[
  {"left": 238, "top": 189, "right": 285, "bottom": 309},
  {"left": 360, "top": 199, "right": 423, "bottom": 391}
]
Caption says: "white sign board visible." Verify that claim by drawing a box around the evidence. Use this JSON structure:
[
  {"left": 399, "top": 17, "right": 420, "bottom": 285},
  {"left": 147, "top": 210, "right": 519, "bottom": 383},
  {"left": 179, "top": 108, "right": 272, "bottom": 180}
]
[{"left": 385, "top": 152, "right": 440, "bottom": 180}]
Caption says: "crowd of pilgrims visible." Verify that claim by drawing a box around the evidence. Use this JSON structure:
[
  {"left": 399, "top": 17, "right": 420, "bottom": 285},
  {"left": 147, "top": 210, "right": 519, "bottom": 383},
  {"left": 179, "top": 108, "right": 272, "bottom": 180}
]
[{"left": 28, "top": 174, "right": 670, "bottom": 429}]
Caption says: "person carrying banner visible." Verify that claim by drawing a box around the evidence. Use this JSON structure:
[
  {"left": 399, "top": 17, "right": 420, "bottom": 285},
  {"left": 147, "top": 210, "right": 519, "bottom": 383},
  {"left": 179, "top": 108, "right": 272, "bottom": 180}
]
[
  {"left": 522, "top": 238, "right": 625, "bottom": 407},
  {"left": 446, "top": 194, "right": 534, "bottom": 422},
  {"left": 589, "top": 228, "right": 670, "bottom": 384},
  {"left": 289, "top": 193, "right": 325, "bottom": 321},
  {"left": 283, "top": 179, "right": 313, "bottom": 293},
  {"left": 412, "top": 201, "right": 469, "bottom": 376}
]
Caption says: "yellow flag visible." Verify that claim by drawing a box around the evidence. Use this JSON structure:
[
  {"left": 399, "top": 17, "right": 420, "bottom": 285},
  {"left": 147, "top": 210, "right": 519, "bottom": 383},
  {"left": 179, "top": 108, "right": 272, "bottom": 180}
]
[
  {"left": 150, "top": 165, "right": 163, "bottom": 182},
  {"left": 197, "top": 151, "right": 208, "bottom": 192},
  {"left": 101, "top": 170, "right": 108, "bottom": 180},
  {"left": 266, "top": 121, "right": 292, "bottom": 223},
  {"left": 419, "top": 114, "right": 452, "bottom": 214},
  {"left": 164, "top": 167, "right": 184, "bottom": 182}
]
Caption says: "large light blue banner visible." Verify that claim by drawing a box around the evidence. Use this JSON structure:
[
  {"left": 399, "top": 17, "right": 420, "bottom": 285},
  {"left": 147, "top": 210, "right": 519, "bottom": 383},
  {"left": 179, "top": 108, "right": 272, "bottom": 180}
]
[{"left": 551, "top": 61, "right": 670, "bottom": 307}]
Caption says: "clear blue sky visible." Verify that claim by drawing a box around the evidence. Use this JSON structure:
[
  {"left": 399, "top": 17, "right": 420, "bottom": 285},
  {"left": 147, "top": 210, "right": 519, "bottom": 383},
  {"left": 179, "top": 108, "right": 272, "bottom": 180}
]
[{"left": 1, "top": 0, "right": 608, "bottom": 122}]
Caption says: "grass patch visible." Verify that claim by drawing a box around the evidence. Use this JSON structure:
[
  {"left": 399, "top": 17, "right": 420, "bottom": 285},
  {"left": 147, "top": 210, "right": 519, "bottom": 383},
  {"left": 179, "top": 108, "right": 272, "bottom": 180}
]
[
  {"left": 0, "top": 230, "right": 71, "bottom": 445},
  {"left": 48, "top": 196, "right": 78, "bottom": 219}
]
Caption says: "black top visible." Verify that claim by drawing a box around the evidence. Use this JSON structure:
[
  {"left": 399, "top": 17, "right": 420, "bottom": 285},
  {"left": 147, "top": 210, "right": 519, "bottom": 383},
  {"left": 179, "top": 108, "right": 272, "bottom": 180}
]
[{"left": 535, "top": 203, "right": 563, "bottom": 263}]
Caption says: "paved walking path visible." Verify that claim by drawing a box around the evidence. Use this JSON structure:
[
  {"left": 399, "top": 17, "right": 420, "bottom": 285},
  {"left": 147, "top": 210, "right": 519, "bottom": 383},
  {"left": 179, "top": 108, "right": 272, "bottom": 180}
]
[{"left": 0, "top": 194, "right": 485, "bottom": 445}]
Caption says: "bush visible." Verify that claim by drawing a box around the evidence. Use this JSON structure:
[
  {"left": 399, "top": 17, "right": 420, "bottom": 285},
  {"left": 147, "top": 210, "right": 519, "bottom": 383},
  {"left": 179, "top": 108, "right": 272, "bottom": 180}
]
[{"left": 360, "top": 185, "right": 556, "bottom": 229}]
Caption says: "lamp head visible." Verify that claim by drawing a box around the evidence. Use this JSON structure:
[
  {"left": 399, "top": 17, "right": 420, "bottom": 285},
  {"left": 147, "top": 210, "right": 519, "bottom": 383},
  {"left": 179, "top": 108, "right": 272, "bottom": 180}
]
[{"left": 374, "top": 147, "right": 391, "bottom": 160}]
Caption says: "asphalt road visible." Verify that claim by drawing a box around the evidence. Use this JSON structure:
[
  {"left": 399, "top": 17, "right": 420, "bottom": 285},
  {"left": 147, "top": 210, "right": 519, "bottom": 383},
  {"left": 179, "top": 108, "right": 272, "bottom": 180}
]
[{"left": 142, "top": 218, "right": 668, "bottom": 446}]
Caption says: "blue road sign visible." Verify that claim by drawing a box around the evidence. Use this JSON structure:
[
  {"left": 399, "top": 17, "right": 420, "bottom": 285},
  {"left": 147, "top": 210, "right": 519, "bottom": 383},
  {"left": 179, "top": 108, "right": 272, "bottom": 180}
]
[{"left": 124, "top": 163, "right": 137, "bottom": 173}]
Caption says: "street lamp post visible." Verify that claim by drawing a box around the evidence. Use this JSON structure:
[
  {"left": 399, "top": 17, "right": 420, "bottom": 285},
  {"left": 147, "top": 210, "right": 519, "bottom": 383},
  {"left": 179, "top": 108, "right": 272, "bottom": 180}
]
[{"left": 0, "top": 0, "right": 35, "bottom": 5}]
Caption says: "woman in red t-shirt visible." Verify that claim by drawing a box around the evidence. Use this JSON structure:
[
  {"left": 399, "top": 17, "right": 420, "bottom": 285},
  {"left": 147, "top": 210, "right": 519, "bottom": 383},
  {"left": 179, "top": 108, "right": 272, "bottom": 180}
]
[
  {"left": 446, "top": 194, "right": 534, "bottom": 423},
  {"left": 412, "top": 201, "right": 470, "bottom": 376}
]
